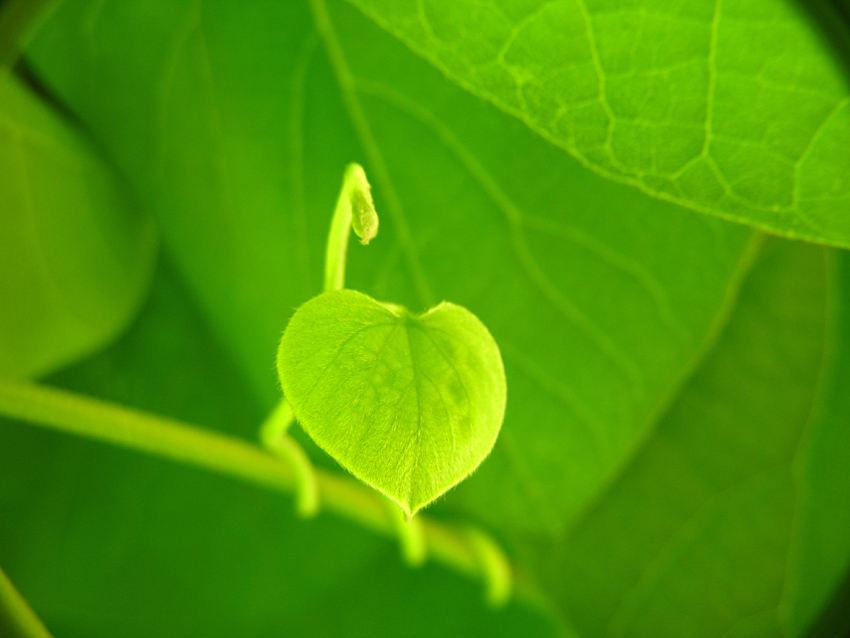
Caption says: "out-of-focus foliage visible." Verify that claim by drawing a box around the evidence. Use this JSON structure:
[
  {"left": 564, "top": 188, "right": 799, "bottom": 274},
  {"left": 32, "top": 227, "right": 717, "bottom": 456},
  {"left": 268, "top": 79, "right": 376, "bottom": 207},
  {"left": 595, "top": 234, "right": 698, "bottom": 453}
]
[{"left": 0, "top": 74, "right": 156, "bottom": 379}]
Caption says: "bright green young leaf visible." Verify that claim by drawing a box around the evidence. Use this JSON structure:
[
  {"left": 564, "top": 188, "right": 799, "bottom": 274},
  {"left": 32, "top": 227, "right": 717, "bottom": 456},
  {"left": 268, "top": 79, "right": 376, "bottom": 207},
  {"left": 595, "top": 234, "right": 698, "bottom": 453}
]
[
  {"left": 526, "top": 239, "right": 839, "bottom": 637},
  {"left": 278, "top": 289, "right": 506, "bottom": 516},
  {"left": 0, "top": 73, "right": 157, "bottom": 379},
  {"left": 347, "top": 0, "right": 850, "bottom": 247}
]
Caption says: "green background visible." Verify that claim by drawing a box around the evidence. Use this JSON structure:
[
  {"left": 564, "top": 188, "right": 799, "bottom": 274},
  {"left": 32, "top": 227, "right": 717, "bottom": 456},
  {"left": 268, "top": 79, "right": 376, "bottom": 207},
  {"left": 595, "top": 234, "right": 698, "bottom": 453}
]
[{"left": 1, "top": 0, "right": 849, "bottom": 636}]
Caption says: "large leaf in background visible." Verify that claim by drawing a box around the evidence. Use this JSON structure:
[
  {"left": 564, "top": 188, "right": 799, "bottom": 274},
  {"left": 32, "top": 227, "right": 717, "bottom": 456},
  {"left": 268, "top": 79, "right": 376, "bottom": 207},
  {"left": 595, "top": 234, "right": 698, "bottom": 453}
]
[
  {"left": 0, "top": 258, "right": 558, "bottom": 638},
  {"left": 0, "top": 73, "right": 156, "bottom": 378},
  {"left": 29, "top": 0, "right": 754, "bottom": 537},
  {"left": 526, "top": 239, "right": 850, "bottom": 637},
  {"left": 783, "top": 249, "right": 850, "bottom": 638},
  {"left": 348, "top": 0, "right": 850, "bottom": 247}
]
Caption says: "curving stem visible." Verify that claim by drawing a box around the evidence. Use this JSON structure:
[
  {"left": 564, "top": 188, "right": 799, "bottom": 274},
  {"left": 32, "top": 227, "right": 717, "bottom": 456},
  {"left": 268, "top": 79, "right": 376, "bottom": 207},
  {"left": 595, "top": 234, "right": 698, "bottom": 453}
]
[
  {"left": 323, "top": 162, "right": 379, "bottom": 293},
  {"left": 261, "top": 162, "right": 379, "bottom": 515}
]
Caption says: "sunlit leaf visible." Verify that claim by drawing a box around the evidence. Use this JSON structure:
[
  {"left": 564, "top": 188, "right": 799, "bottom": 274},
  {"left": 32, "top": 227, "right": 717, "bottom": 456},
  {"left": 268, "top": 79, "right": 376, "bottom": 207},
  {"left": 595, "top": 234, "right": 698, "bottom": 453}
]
[
  {"left": 278, "top": 289, "right": 506, "bottom": 516},
  {"left": 528, "top": 240, "right": 842, "bottom": 637}
]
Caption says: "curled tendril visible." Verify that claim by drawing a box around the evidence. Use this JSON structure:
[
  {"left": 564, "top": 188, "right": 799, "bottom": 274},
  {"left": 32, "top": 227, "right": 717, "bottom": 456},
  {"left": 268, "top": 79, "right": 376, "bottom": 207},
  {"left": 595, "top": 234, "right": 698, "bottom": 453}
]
[
  {"left": 465, "top": 526, "right": 512, "bottom": 607},
  {"left": 259, "top": 399, "right": 319, "bottom": 517}
]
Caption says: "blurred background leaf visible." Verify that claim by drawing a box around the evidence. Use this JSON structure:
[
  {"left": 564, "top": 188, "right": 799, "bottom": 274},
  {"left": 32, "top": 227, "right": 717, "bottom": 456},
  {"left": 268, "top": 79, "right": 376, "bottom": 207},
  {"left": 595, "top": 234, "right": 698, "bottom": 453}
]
[
  {"left": 0, "top": 73, "right": 156, "bottom": 379},
  {"left": 348, "top": 0, "right": 850, "bottom": 247},
  {"left": 319, "top": 0, "right": 761, "bottom": 540},
  {"left": 525, "top": 239, "right": 850, "bottom": 637},
  {"left": 26, "top": 0, "right": 756, "bottom": 537}
]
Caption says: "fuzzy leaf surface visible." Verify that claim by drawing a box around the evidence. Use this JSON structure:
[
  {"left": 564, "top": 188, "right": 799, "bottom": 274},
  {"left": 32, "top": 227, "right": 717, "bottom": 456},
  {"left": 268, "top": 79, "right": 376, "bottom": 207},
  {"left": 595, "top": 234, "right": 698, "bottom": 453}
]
[{"left": 278, "top": 289, "right": 506, "bottom": 516}]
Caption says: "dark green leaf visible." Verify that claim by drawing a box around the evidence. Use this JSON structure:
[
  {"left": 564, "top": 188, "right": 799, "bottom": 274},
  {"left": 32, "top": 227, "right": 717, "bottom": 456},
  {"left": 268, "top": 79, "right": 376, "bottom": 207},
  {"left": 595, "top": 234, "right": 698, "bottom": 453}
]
[
  {"left": 781, "top": 250, "right": 850, "bottom": 637},
  {"left": 526, "top": 239, "right": 844, "bottom": 637},
  {"left": 322, "top": 0, "right": 756, "bottom": 536},
  {"left": 27, "top": 0, "right": 757, "bottom": 536},
  {"left": 348, "top": 0, "right": 850, "bottom": 247},
  {"left": 28, "top": 0, "right": 349, "bottom": 403}
]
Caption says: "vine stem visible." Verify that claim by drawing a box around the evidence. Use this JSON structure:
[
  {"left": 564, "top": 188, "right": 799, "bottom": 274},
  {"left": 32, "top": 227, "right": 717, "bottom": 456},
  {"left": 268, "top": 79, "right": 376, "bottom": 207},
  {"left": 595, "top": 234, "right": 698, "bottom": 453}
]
[
  {"left": 261, "top": 162, "right": 378, "bottom": 511},
  {"left": 0, "top": 377, "right": 546, "bottom": 608},
  {"left": 0, "top": 563, "right": 54, "bottom": 638}
]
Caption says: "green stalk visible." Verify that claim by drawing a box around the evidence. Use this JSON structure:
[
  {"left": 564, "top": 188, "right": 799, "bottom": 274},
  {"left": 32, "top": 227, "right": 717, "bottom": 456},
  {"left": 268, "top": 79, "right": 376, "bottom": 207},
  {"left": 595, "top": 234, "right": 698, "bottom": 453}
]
[
  {"left": 0, "top": 377, "right": 545, "bottom": 608},
  {"left": 0, "top": 564, "right": 54, "bottom": 638},
  {"left": 259, "top": 398, "right": 296, "bottom": 448},
  {"left": 323, "top": 162, "right": 378, "bottom": 293}
]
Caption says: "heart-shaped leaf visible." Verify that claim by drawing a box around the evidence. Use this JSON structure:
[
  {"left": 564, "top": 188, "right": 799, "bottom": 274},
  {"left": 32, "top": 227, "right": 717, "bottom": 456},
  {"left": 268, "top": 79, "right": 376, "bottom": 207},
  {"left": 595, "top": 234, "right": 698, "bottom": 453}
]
[{"left": 277, "top": 289, "right": 506, "bottom": 517}]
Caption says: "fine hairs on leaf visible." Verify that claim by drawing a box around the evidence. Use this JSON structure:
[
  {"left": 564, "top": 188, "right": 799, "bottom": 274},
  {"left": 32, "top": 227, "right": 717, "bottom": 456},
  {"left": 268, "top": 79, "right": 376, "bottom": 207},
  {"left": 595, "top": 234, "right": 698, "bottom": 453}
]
[
  {"left": 278, "top": 163, "right": 507, "bottom": 518},
  {"left": 278, "top": 289, "right": 507, "bottom": 517}
]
